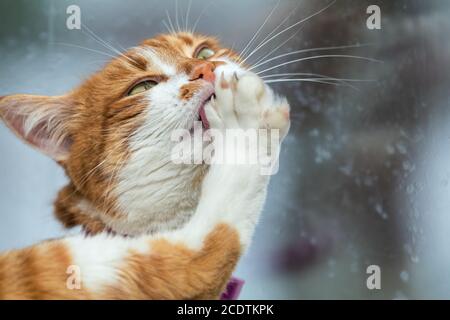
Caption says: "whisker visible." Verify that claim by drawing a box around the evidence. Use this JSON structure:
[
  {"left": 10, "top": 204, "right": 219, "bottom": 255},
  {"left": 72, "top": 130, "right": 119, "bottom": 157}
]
[
  {"left": 55, "top": 42, "right": 118, "bottom": 59},
  {"left": 240, "top": 0, "right": 281, "bottom": 60},
  {"left": 82, "top": 24, "right": 121, "bottom": 55},
  {"left": 175, "top": 0, "right": 181, "bottom": 32},
  {"left": 111, "top": 38, "right": 128, "bottom": 54},
  {"left": 262, "top": 72, "right": 376, "bottom": 83},
  {"left": 85, "top": 59, "right": 111, "bottom": 67},
  {"left": 264, "top": 78, "right": 355, "bottom": 89},
  {"left": 58, "top": 134, "right": 134, "bottom": 205},
  {"left": 165, "top": 10, "right": 176, "bottom": 34},
  {"left": 251, "top": 27, "right": 302, "bottom": 68},
  {"left": 250, "top": 44, "right": 374, "bottom": 71},
  {"left": 100, "top": 127, "right": 141, "bottom": 211},
  {"left": 77, "top": 158, "right": 109, "bottom": 189},
  {"left": 256, "top": 2, "right": 301, "bottom": 48},
  {"left": 257, "top": 54, "right": 382, "bottom": 75},
  {"left": 242, "top": 0, "right": 337, "bottom": 64},
  {"left": 81, "top": 24, "right": 136, "bottom": 65},
  {"left": 163, "top": 20, "right": 173, "bottom": 34},
  {"left": 185, "top": 0, "right": 193, "bottom": 32},
  {"left": 266, "top": 78, "right": 342, "bottom": 85},
  {"left": 242, "top": 2, "right": 302, "bottom": 65},
  {"left": 192, "top": 1, "right": 214, "bottom": 33},
  {"left": 102, "top": 150, "right": 129, "bottom": 212}
]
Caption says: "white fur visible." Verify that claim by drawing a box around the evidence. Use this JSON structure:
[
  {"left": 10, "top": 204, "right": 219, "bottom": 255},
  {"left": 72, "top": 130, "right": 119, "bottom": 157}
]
[
  {"left": 110, "top": 53, "right": 290, "bottom": 241},
  {"left": 65, "top": 54, "right": 289, "bottom": 293},
  {"left": 65, "top": 233, "right": 150, "bottom": 293},
  {"left": 171, "top": 72, "right": 289, "bottom": 250},
  {"left": 112, "top": 73, "right": 205, "bottom": 235},
  {"left": 110, "top": 55, "right": 220, "bottom": 236}
]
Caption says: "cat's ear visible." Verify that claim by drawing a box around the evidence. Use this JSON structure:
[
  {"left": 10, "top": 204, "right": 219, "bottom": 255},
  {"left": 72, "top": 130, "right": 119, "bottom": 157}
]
[{"left": 0, "top": 94, "right": 74, "bottom": 162}]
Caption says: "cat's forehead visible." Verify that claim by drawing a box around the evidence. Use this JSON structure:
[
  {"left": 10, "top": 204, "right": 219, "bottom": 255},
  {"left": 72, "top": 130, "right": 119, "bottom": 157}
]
[
  {"left": 142, "top": 33, "right": 220, "bottom": 56},
  {"left": 126, "top": 33, "right": 224, "bottom": 73}
]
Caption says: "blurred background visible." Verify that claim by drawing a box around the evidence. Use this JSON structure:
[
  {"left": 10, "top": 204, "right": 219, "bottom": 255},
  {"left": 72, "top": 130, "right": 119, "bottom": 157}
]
[{"left": 1, "top": 0, "right": 450, "bottom": 299}]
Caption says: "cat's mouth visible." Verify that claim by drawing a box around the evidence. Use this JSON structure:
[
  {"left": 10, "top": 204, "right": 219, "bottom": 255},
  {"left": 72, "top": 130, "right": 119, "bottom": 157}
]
[
  {"left": 196, "top": 89, "right": 215, "bottom": 130},
  {"left": 198, "top": 95, "right": 214, "bottom": 130}
]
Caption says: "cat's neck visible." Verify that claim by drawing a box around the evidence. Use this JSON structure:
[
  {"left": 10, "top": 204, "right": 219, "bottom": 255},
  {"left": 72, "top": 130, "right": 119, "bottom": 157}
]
[
  {"left": 54, "top": 184, "right": 109, "bottom": 235},
  {"left": 54, "top": 166, "right": 206, "bottom": 236}
]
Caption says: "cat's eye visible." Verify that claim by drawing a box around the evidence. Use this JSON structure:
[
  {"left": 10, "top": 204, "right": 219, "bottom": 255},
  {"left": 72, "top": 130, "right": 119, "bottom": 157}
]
[
  {"left": 128, "top": 80, "right": 157, "bottom": 96},
  {"left": 196, "top": 47, "right": 215, "bottom": 60}
]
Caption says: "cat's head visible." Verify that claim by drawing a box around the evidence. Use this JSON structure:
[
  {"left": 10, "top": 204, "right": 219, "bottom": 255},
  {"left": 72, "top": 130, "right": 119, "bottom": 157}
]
[{"left": 0, "top": 32, "right": 248, "bottom": 236}]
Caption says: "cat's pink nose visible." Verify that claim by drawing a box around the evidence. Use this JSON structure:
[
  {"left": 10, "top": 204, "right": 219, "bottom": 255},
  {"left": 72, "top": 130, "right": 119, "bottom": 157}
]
[{"left": 190, "top": 62, "right": 216, "bottom": 84}]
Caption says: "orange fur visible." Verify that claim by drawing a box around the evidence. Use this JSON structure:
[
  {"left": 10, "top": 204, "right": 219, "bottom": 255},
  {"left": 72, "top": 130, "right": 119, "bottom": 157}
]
[
  {"left": 0, "top": 241, "right": 90, "bottom": 299},
  {"left": 103, "top": 224, "right": 241, "bottom": 300},
  {"left": 0, "top": 33, "right": 239, "bottom": 233},
  {"left": 0, "top": 32, "right": 245, "bottom": 299},
  {"left": 0, "top": 224, "right": 240, "bottom": 300}
]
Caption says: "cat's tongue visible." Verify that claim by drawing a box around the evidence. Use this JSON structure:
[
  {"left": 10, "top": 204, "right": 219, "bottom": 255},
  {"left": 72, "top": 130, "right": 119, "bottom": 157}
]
[{"left": 199, "top": 105, "right": 210, "bottom": 130}]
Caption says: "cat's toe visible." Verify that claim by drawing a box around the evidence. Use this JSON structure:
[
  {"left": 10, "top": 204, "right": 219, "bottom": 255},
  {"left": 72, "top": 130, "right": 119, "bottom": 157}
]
[
  {"left": 233, "top": 73, "right": 266, "bottom": 128},
  {"left": 235, "top": 73, "right": 265, "bottom": 106},
  {"left": 262, "top": 99, "right": 291, "bottom": 140},
  {"left": 214, "top": 72, "right": 239, "bottom": 128}
]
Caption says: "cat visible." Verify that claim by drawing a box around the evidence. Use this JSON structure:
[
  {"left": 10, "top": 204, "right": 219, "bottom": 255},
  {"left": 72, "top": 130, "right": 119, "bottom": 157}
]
[{"left": 0, "top": 32, "right": 290, "bottom": 299}]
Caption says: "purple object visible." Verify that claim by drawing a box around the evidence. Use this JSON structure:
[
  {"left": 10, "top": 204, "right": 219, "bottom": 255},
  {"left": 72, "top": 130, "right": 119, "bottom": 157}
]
[{"left": 220, "top": 276, "right": 245, "bottom": 300}]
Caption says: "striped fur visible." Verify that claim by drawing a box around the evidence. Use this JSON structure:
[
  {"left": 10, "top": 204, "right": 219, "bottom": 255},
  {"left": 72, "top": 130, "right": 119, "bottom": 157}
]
[
  {"left": 0, "top": 224, "right": 240, "bottom": 300},
  {"left": 0, "top": 32, "right": 290, "bottom": 299}
]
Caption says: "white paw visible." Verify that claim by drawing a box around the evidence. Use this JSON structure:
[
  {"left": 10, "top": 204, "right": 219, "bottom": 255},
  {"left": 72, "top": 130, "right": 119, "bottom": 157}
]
[{"left": 205, "top": 72, "right": 290, "bottom": 140}]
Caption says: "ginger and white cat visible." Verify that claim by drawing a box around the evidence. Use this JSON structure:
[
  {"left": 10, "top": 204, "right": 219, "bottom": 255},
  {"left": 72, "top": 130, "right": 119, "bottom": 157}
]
[{"left": 0, "top": 32, "right": 290, "bottom": 299}]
